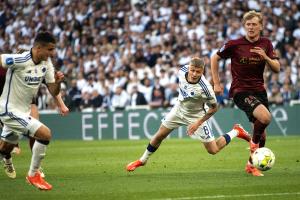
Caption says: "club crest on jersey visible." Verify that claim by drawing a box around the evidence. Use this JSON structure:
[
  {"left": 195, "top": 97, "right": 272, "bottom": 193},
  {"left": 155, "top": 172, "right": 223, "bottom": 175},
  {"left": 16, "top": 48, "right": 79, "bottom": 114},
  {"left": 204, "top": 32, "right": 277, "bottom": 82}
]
[{"left": 5, "top": 57, "right": 14, "bottom": 65}]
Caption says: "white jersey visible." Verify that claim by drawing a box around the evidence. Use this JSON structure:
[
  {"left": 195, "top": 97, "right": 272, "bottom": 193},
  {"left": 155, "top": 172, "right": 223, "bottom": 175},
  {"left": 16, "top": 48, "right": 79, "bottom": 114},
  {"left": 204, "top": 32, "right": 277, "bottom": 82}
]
[
  {"left": 161, "top": 65, "right": 217, "bottom": 142},
  {"left": 0, "top": 51, "right": 55, "bottom": 115},
  {"left": 175, "top": 65, "right": 217, "bottom": 118}
]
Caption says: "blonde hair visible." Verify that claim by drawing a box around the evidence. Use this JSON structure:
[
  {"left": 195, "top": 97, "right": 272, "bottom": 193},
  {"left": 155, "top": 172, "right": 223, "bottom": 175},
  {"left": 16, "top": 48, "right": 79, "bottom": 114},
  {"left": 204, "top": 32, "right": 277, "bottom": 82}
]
[
  {"left": 242, "top": 10, "right": 263, "bottom": 26},
  {"left": 190, "top": 57, "right": 205, "bottom": 68}
]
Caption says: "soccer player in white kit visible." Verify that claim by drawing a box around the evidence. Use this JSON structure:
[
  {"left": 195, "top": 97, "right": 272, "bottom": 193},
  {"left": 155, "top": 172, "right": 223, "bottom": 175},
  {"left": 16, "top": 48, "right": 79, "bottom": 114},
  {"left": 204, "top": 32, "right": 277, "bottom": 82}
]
[
  {"left": 126, "top": 57, "right": 251, "bottom": 171},
  {"left": 0, "top": 32, "right": 64, "bottom": 190},
  {"left": 1, "top": 49, "right": 69, "bottom": 180}
]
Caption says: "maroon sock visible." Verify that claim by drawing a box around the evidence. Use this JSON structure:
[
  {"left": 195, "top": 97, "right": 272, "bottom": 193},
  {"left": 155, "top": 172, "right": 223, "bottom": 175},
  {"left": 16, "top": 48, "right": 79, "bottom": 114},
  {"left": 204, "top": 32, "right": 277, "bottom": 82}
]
[
  {"left": 249, "top": 131, "right": 267, "bottom": 164},
  {"left": 252, "top": 120, "right": 268, "bottom": 144},
  {"left": 259, "top": 131, "right": 266, "bottom": 147}
]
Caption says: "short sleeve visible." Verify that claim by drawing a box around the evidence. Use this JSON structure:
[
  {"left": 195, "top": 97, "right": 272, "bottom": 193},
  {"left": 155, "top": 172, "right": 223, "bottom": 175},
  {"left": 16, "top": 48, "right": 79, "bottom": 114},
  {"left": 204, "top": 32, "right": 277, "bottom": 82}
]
[
  {"left": 1, "top": 52, "right": 31, "bottom": 69},
  {"left": 44, "top": 60, "right": 55, "bottom": 84},
  {"left": 266, "top": 40, "right": 279, "bottom": 60},
  {"left": 217, "top": 40, "right": 234, "bottom": 59}
]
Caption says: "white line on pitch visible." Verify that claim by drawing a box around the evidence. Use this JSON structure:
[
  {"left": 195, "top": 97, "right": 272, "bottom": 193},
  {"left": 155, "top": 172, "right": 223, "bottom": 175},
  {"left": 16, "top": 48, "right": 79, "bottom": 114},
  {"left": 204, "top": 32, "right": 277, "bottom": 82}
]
[{"left": 154, "top": 192, "right": 300, "bottom": 200}]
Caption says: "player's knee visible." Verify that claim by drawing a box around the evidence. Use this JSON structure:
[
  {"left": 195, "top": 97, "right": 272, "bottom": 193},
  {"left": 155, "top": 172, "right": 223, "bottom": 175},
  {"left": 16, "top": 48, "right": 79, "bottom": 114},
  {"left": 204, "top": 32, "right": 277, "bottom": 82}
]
[
  {"left": 44, "top": 129, "right": 52, "bottom": 141},
  {"left": 41, "top": 126, "right": 52, "bottom": 141},
  {"left": 260, "top": 114, "right": 271, "bottom": 125},
  {"left": 207, "top": 148, "right": 219, "bottom": 155},
  {"left": 35, "top": 126, "right": 52, "bottom": 141}
]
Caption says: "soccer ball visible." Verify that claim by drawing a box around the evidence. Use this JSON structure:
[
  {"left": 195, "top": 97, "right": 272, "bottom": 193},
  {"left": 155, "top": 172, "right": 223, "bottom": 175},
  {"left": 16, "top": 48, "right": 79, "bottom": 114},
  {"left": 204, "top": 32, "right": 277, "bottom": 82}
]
[{"left": 252, "top": 147, "right": 275, "bottom": 171}]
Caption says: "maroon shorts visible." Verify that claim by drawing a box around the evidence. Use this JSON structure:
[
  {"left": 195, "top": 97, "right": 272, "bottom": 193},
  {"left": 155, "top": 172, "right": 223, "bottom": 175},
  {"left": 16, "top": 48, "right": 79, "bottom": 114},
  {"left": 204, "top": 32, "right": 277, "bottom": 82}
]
[{"left": 233, "top": 91, "right": 269, "bottom": 123}]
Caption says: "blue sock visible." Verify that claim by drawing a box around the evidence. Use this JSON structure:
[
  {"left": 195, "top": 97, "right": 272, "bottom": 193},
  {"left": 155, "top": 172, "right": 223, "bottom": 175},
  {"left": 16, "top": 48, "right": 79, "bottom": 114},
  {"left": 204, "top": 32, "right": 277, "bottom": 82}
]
[
  {"left": 223, "top": 134, "right": 231, "bottom": 145},
  {"left": 147, "top": 143, "right": 157, "bottom": 152}
]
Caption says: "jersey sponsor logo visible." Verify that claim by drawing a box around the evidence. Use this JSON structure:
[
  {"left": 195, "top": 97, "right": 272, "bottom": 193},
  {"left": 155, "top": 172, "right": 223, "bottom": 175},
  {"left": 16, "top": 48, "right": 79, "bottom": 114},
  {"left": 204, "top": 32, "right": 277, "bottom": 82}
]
[
  {"left": 24, "top": 76, "right": 42, "bottom": 85},
  {"left": 239, "top": 56, "right": 262, "bottom": 65},
  {"left": 5, "top": 57, "right": 14, "bottom": 65}
]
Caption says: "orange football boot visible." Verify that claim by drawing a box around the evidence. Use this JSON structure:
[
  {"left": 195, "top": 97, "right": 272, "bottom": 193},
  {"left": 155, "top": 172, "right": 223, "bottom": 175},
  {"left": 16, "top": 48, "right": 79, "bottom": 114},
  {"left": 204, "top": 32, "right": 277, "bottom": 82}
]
[
  {"left": 26, "top": 172, "right": 52, "bottom": 190},
  {"left": 126, "top": 160, "right": 145, "bottom": 172},
  {"left": 233, "top": 124, "right": 251, "bottom": 142}
]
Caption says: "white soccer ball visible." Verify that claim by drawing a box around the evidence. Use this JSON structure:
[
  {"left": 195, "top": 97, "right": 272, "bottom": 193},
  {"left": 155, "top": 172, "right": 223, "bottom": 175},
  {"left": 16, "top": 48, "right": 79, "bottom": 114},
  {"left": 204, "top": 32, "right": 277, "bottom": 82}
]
[{"left": 252, "top": 147, "right": 275, "bottom": 171}]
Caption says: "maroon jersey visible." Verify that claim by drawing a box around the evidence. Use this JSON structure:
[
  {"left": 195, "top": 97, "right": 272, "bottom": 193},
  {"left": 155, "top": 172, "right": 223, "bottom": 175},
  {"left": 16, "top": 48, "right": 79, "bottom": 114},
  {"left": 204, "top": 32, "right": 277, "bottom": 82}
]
[{"left": 217, "top": 36, "right": 278, "bottom": 97}]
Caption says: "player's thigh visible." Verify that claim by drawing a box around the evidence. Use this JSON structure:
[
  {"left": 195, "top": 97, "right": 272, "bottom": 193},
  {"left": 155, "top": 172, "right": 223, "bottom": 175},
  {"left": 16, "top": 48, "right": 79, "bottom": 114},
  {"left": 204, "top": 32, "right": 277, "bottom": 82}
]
[
  {"left": 1, "top": 115, "right": 29, "bottom": 144},
  {"left": 253, "top": 104, "right": 271, "bottom": 124},
  {"left": 152, "top": 124, "right": 173, "bottom": 141},
  {"left": 0, "top": 113, "right": 46, "bottom": 143},
  {"left": 161, "top": 107, "right": 184, "bottom": 130}
]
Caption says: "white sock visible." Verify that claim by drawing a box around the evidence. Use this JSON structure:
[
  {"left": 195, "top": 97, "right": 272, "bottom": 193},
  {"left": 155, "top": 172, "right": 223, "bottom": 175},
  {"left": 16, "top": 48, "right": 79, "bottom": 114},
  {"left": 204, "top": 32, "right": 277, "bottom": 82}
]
[
  {"left": 28, "top": 141, "right": 47, "bottom": 177},
  {"left": 140, "top": 149, "right": 153, "bottom": 163},
  {"left": 226, "top": 129, "right": 238, "bottom": 140}
]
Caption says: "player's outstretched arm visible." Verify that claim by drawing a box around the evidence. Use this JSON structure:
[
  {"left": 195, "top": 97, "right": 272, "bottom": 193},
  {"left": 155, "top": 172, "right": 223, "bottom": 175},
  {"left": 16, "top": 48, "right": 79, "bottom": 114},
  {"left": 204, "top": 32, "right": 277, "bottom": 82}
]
[
  {"left": 47, "top": 71, "right": 64, "bottom": 96},
  {"left": 210, "top": 54, "right": 223, "bottom": 95},
  {"left": 54, "top": 93, "right": 69, "bottom": 116}
]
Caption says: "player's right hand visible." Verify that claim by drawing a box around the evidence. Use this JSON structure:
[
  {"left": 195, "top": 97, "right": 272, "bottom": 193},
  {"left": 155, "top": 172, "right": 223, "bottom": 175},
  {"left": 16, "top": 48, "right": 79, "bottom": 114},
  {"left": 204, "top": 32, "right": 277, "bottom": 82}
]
[
  {"left": 213, "top": 84, "right": 223, "bottom": 95},
  {"left": 55, "top": 71, "right": 64, "bottom": 83},
  {"left": 59, "top": 104, "right": 69, "bottom": 116}
]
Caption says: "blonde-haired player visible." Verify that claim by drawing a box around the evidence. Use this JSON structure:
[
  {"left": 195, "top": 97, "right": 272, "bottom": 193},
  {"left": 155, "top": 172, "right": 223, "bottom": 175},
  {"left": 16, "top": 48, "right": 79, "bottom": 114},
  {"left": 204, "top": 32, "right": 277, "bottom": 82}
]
[{"left": 126, "top": 57, "right": 250, "bottom": 171}]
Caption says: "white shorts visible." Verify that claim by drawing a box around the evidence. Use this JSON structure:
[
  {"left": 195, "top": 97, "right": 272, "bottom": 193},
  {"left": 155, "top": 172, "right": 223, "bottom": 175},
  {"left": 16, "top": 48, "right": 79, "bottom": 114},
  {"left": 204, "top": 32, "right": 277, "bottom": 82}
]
[
  {"left": 161, "top": 106, "right": 215, "bottom": 143},
  {"left": 0, "top": 112, "right": 43, "bottom": 144}
]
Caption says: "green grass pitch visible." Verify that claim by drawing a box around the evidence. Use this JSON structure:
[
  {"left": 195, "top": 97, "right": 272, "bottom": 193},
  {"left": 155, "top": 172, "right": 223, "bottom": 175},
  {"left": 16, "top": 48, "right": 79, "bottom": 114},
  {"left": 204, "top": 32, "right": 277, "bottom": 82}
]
[{"left": 1, "top": 136, "right": 300, "bottom": 200}]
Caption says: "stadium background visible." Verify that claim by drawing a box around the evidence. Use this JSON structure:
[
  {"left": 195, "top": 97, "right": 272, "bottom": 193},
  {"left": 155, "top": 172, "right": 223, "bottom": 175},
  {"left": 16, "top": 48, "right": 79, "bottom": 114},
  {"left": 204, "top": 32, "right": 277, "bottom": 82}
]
[
  {"left": 1, "top": 0, "right": 300, "bottom": 114},
  {"left": 2, "top": 0, "right": 299, "bottom": 138},
  {"left": 1, "top": 1, "right": 300, "bottom": 200}
]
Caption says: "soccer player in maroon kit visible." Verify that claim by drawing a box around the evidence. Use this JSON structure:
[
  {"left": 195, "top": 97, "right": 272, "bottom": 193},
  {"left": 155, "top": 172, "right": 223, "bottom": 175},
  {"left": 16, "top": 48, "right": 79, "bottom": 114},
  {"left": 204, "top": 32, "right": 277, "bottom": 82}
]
[{"left": 211, "top": 11, "right": 280, "bottom": 176}]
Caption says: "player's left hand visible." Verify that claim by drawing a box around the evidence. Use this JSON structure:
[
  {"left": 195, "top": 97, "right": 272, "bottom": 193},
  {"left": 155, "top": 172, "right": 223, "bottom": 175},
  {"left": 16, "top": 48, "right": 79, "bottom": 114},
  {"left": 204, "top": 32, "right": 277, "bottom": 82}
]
[
  {"left": 55, "top": 71, "right": 64, "bottom": 83},
  {"left": 250, "top": 47, "right": 267, "bottom": 60},
  {"left": 59, "top": 104, "right": 69, "bottom": 116},
  {"left": 187, "top": 121, "right": 201, "bottom": 136}
]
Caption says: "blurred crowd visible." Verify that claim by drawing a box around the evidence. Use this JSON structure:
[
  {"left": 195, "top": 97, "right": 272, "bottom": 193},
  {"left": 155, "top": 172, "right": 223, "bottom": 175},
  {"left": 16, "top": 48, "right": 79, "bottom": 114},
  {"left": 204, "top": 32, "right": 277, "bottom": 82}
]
[{"left": 1, "top": 0, "right": 300, "bottom": 112}]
